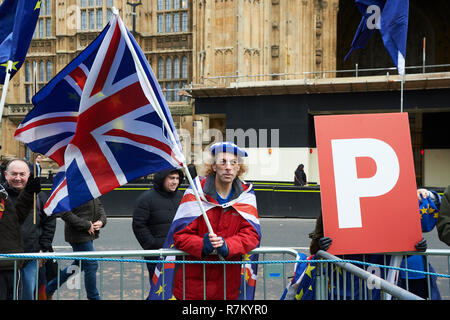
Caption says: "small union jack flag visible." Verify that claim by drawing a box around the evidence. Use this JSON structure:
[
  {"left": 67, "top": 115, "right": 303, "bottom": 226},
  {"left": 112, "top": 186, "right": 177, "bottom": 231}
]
[{"left": 15, "top": 13, "right": 184, "bottom": 215}]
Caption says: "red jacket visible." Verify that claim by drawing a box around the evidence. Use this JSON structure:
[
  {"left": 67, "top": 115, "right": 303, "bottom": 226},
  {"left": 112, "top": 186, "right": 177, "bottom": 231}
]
[{"left": 173, "top": 176, "right": 260, "bottom": 300}]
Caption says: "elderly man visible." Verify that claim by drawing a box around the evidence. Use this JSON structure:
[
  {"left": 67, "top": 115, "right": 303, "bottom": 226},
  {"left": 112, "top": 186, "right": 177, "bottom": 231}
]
[
  {"left": 0, "top": 159, "right": 41, "bottom": 300},
  {"left": 172, "top": 142, "right": 261, "bottom": 300}
]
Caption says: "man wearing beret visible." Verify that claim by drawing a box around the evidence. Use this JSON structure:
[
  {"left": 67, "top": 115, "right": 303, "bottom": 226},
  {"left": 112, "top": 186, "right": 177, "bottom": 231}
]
[{"left": 172, "top": 142, "right": 261, "bottom": 300}]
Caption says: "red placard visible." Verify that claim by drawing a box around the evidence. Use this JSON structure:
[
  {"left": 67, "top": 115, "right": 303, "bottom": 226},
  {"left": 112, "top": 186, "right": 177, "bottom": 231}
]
[{"left": 314, "top": 113, "right": 422, "bottom": 255}]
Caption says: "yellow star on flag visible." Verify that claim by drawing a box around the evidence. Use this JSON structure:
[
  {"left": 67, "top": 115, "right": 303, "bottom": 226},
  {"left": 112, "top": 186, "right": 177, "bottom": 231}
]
[
  {"left": 420, "top": 206, "right": 428, "bottom": 215},
  {"left": 305, "top": 264, "right": 316, "bottom": 278},
  {"left": 156, "top": 284, "right": 165, "bottom": 296},
  {"left": 35, "top": 0, "right": 41, "bottom": 10},
  {"left": 295, "top": 288, "right": 304, "bottom": 300},
  {"left": 1, "top": 61, "right": 19, "bottom": 71}
]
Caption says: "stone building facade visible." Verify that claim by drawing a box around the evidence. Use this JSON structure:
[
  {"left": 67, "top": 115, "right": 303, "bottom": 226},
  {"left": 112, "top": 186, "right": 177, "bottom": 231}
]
[{"left": 2, "top": 0, "right": 449, "bottom": 182}]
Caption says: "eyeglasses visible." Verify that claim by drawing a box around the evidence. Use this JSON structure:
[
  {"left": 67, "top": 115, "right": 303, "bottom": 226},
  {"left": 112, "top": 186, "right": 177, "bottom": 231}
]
[{"left": 215, "top": 159, "right": 239, "bottom": 167}]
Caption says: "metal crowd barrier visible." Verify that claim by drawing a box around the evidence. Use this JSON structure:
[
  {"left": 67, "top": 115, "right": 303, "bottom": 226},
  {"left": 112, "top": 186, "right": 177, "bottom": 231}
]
[
  {"left": 313, "top": 249, "right": 450, "bottom": 300},
  {"left": 1, "top": 247, "right": 449, "bottom": 300}
]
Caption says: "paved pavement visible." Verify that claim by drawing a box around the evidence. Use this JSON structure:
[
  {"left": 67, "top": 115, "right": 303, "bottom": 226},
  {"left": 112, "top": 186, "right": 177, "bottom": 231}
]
[{"left": 49, "top": 217, "right": 450, "bottom": 300}]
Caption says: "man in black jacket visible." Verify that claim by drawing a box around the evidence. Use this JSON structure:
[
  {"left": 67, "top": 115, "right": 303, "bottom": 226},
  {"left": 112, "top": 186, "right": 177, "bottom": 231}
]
[
  {"left": 46, "top": 199, "right": 107, "bottom": 300},
  {"left": 0, "top": 159, "right": 41, "bottom": 300},
  {"left": 132, "top": 168, "right": 184, "bottom": 286},
  {"left": 3, "top": 159, "right": 56, "bottom": 300}
]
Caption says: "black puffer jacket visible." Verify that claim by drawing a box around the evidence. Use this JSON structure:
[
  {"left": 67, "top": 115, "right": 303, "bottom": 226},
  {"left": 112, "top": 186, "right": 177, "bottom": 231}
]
[
  {"left": 61, "top": 198, "right": 107, "bottom": 244},
  {"left": 0, "top": 185, "right": 35, "bottom": 270},
  {"left": 132, "top": 168, "right": 184, "bottom": 250}
]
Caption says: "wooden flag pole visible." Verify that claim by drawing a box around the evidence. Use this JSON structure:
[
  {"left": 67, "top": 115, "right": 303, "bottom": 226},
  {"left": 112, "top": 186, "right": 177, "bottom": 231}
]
[
  {"left": 33, "top": 153, "right": 37, "bottom": 225},
  {"left": 32, "top": 61, "right": 38, "bottom": 225},
  {"left": 0, "top": 61, "right": 13, "bottom": 150}
]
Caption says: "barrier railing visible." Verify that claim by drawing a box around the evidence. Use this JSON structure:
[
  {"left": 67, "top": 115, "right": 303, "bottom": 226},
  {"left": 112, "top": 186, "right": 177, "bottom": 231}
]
[{"left": 1, "top": 247, "right": 449, "bottom": 300}]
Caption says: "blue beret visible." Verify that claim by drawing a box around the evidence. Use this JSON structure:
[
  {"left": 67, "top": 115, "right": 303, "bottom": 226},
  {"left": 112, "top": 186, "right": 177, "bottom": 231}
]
[{"left": 210, "top": 142, "right": 248, "bottom": 157}]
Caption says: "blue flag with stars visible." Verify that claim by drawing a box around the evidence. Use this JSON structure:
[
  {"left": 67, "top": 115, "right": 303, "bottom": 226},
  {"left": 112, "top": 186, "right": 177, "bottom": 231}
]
[
  {"left": 0, "top": 0, "right": 41, "bottom": 84},
  {"left": 345, "top": 0, "right": 409, "bottom": 75},
  {"left": 419, "top": 190, "right": 441, "bottom": 233}
]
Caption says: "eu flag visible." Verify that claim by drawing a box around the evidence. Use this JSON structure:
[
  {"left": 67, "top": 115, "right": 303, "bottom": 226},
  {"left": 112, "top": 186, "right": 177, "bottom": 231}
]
[
  {"left": 0, "top": 0, "right": 41, "bottom": 84},
  {"left": 345, "top": 0, "right": 409, "bottom": 75}
]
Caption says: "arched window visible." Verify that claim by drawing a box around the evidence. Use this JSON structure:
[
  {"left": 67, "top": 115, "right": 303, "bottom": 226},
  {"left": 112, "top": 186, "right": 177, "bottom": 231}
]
[
  {"left": 181, "top": 12, "right": 188, "bottom": 31},
  {"left": 165, "top": 57, "right": 172, "bottom": 79},
  {"left": 181, "top": 56, "right": 188, "bottom": 78},
  {"left": 25, "top": 61, "right": 30, "bottom": 82},
  {"left": 165, "top": 14, "right": 172, "bottom": 33},
  {"left": 165, "top": 82, "right": 172, "bottom": 101},
  {"left": 157, "top": 58, "right": 164, "bottom": 79},
  {"left": 173, "top": 82, "right": 179, "bottom": 102},
  {"left": 46, "top": 61, "right": 53, "bottom": 81},
  {"left": 173, "top": 57, "right": 180, "bottom": 79},
  {"left": 39, "top": 61, "right": 45, "bottom": 82}
]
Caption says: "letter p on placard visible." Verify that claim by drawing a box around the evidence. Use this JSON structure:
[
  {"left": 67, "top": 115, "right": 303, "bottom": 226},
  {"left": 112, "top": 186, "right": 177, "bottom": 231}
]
[
  {"left": 314, "top": 113, "right": 422, "bottom": 255},
  {"left": 331, "top": 138, "right": 400, "bottom": 229}
]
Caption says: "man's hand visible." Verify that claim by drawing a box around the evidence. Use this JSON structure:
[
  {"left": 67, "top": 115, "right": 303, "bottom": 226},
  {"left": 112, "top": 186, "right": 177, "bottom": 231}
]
[
  {"left": 209, "top": 233, "right": 229, "bottom": 258},
  {"left": 25, "top": 176, "right": 41, "bottom": 194},
  {"left": 88, "top": 222, "right": 95, "bottom": 235},
  {"left": 208, "top": 233, "right": 224, "bottom": 248},
  {"left": 92, "top": 220, "right": 103, "bottom": 231},
  {"left": 417, "top": 189, "right": 429, "bottom": 202}
]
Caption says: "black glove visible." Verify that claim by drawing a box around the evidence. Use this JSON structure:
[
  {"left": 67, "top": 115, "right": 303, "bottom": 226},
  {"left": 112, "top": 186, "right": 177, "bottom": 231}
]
[
  {"left": 216, "top": 237, "right": 229, "bottom": 258},
  {"left": 202, "top": 233, "right": 214, "bottom": 258},
  {"left": 25, "top": 176, "right": 41, "bottom": 194},
  {"left": 415, "top": 238, "right": 427, "bottom": 252},
  {"left": 318, "top": 237, "right": 333, "bottom": 251}
]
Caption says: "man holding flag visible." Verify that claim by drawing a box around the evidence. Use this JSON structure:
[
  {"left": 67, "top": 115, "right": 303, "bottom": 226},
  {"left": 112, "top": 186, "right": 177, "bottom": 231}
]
[{"left": 149, "top": 142, "right": 261, "bottom": 300}]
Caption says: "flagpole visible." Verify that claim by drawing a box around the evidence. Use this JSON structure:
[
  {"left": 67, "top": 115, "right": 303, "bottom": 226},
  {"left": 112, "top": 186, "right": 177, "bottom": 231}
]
[
  {"left": 32, "top": 61, "right": 38, "bottom": 225},
  {"left": 0, "top": 61, "right": 13, "bottom": 148},
  {"left": 400, "top": 72, "right": 404, "bottom": 113},
  {"left": 115, "top": 10, "right": 216, "bottom": 236}
]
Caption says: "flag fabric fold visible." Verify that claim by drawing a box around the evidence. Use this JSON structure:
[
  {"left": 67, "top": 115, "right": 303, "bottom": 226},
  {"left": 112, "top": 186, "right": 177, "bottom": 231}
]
[
  {"left": 15, "top": 13, "right": 184, "bottom": 215},
  {"left": 281, "top": 253, "right": 317, "bottom": 300},
  {"left": 0, "top": 0, "right": 40, "bottom": 83},
  {"left": 345, "top": 0, "right": 409, "bottom": 75},
  {"left": 148, "top": 176, "right": 261, "bottom": 300}
]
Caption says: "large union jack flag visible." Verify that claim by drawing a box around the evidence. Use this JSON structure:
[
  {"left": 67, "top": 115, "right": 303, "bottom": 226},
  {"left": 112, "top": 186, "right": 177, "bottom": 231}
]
[
  {"left": 15, "top": 14, "right": 184, "bottom": 215},
  {"left": 148, "top": 176, "right": 261, "bottom": 300}
]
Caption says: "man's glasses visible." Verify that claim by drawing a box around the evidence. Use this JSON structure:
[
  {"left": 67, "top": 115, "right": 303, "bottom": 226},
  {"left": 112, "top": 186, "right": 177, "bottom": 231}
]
[{"left": 215, "top": 159, "right": 239, "bottom": 167}]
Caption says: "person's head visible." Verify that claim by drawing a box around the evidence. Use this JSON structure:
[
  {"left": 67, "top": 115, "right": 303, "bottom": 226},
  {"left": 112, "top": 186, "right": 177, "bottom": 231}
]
[
  {"left": 5, "top": 159, "right": 30, "bottom": 190},
  {"left": 297, "top": 164, "right": 304, "bottom": 170},
  {"left": 153, "top": 168, "right": 184, "bottom": 194},
  {"left": 204, "top": 142, "right": 248, "bottom": 185},
  {"left": 36, "top": 154, "right": 42, "bottom": 163},
  {"left": 163, "top": 170, "right": 181, "bottom": 193}
]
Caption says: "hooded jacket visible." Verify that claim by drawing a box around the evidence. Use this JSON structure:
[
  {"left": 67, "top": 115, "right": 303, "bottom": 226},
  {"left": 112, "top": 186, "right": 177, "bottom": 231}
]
[{"left": 132, "top": 168, "right": 184, "bottom": 251}]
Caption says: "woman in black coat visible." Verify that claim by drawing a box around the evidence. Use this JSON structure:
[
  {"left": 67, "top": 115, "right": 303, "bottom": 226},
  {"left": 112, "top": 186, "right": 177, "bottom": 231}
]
[
  {"left": 294, "top": 163, "right": 307, "bottom": 186},
  {"left": 132, "top": 168, "right": 184, "bottom": 282}
]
